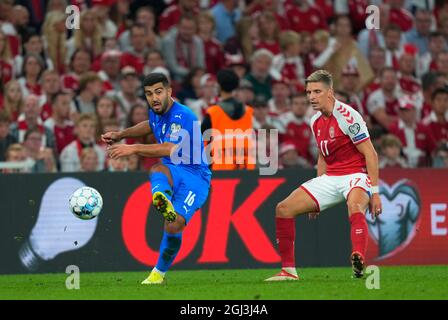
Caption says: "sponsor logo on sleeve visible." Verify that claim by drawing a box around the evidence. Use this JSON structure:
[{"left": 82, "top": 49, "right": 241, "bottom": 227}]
[{"left": 353, "top": 132, "right": 367, "bottom": 142}]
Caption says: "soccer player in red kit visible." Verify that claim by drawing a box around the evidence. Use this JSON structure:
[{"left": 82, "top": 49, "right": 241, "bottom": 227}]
[{"left": 265, "top": 70, "right": 383, "bottom": 281}]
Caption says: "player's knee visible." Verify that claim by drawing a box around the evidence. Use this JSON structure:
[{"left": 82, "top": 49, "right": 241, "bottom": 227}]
[
  {"left": 164, "top": 221, "right": 185, "bottom": 234},
  {"left": 347, "top": 202, "right": 365, "bottom": 214},
  {"left": 276, "top": 201, "right": 292, "bottom": 218}
]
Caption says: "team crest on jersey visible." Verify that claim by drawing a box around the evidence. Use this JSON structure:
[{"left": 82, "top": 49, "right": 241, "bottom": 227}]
[
  {"left": 349, "top": 123, "right": 361, "bottom": 135},
  {"left": 170, "top": 123, "right": 182, "bottom": 134},
  {"left": 329, "top": 127, "right": 335, "bottom": 139}
]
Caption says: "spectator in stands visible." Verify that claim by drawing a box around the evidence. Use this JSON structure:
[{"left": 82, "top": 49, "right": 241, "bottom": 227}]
[
  {"left": 0, "top": 30, "right": 14, "bottom": 85},
  {"left": 60, "top": 113, "right": 106, "bottom": 172},
  {"left": 197, "top": 11, "right": 226, "bottom": 75},
  {"left": 95, "top": 96, "right": 119, "bottom": 141},
  {"left": 118, "top": 6, "right": 160, "bottom": 52},
  {"left": 143, "top": 49, "right": 166, "bottom": 75},
  {"left": 17, "top": 53, "right": 44, "bottom": 96},
  {"left": 107, "top": 66, "right": 144, "bottom": 123},
  {"left": 10, "top": 94, "right": 55, "bottom": 150},
  {"left": 61, "top": 49, "right": 92, "bottom": 94},
  {"left": 211, "top": 0, "right": 242, "bottom": 44},
  {"left": 405, "top": 9, "right": 433, "bottom": 55},
  {"left": 107, "top": 156, "right": 128, "bottom": 172},
  {"left": 268, "top": 78, "right": 291, "bottom": 127},
  {"left": 388, "top": 96, "right": 435, "bottom": 167},
  {"left": 364, "top": 46, "right": 386, "bottom": 99},
  {"left": 176, "top": 66, "right": 206, "bottom": 105},
  {"left": 423, "top": 87, "right": 448, "bottom": 145},
  {"left": 127, "top": 153, "right": 141, "bottom": 171},
  {"left": 44, "top": 91, "right": 75, "bottom": 155},
  {"left": 224, "top": 16, "right": 258, "bottom": 63},
  {"left": 319, "top": 15, "right": 374, "bottom": 91},
  {"left": 254, "top": 11, "right": 281, "bottom": 55},
  {"left": 339, "top": 63, "right": 368, "bottom": 119},
  {"left": 432, "top": 142, "right": 448, "bottom": 168},
  {"left": 283, "top": 92, "right": 316, "bottom": 165},
  {"left": 39, "top": 70, "right": 61, "bottom": 121},
  {"left": 120, "top": 23, "right": 150, "bottom": 75},
  {"left": 388, "top": 0, "right": 414, "bottom": 32},
  {"left": 72, "top": 72, "right": 103, "bottom": 115},
  {"left": 1, "top": 79, "right": 23, "bottom": 121},
  {"left": 244, "top": 48, "right": 274, "bottom": 103},
  {"left": 22, "top": 127, "right": 57, "bottom": 173},
  {"left": 91, "top": 1, "right": 117, "bottom": 39},
  {"left": 3, "top": 143, "right": 27, "bottom": 173},
  {"left": 279, "top": 141, "right": 312, "bottom": 169},
  {"left": 421, "top": 71, "right": 447, "bottom": 118},
  {"left": 11, "top": 5, "right": 33, "bottom": 40},
  {"left": 0, "top": 109, "right": 17, "bottom": 161},
  {"left": 66, "top": 9, "right": 102, "bottom": 64},
  {"left": 379, "top": 134, "right": 409, "bottom": 168},
  {"left": 159, "top": 0, "right": 198, "bottom": 37},
  {"left": 189, "top": 73, "right": 219, "bottom": 122},
  {"left": 398, "top": 44, "right": 422, "bottom": 97},
  {"left": 367, "top": 67, "right": 402, "bottom": 130},
  {"left": 162, "top": 15, "right": 206, "bottom": 82},
  {"left": 271, "top": 31, "right": 305, "bottom": 93},
  {"left": 79, "top": 147, "right": 99, "bottom": 172},
  {"left": 42, "top": 10, "right": 67, "bottom": 74},
  {"left": 417, "top": 32, "right": 447, "bottom": 78},
  {"left": 98, "top": 49, "right": 122, "bottom": 92},
  {"left": 14, "top": 33, "right": 52, "bottom": 78},
  {"left": 252, "top": 97, "right": 277, "bottom": 131},
  {"left": 109, "top": 0, "right": 131, "bottom": 40},
  {"left": 235, "top": 78, "right": 255, "bottom": 106},
  {"left": 285, "top": 0, "right": 327, "bottom": 34},
  {"left": 383, "top": 24, "right": 404, "bottom": 70}
]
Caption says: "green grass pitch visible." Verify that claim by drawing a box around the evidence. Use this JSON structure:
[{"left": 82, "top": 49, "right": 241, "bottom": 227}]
[{"left": 0, "top": 266, "right": 447, "bottom": 300}]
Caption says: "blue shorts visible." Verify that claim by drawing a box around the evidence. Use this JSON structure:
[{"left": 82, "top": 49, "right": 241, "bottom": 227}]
[{"left": 164, "top": 164, "right": 210, "bottom": 224}]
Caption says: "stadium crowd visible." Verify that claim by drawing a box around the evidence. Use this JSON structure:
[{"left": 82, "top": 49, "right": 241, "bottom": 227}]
[{"left": 1, "top": 0, "right": 448, "bottom": 173}]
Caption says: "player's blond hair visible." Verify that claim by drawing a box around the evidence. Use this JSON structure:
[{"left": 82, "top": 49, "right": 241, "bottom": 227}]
[{"left": 305, "top": 70, "right": 333, "bottom": 88}]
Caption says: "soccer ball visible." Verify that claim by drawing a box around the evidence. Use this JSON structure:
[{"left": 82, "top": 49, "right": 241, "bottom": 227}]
[{"left": 69, "top": 186, "right": 103, "bottom": 220}]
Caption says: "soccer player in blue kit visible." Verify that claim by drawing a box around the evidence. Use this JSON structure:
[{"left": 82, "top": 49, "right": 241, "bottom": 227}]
[{"left": 102, "top": 73, "right": 211, "bottom": 284}]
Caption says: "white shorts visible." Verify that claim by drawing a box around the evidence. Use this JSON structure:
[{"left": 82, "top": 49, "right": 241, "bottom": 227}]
[{"left": 300, "top": 173, "right": 371, "bottom": 212}]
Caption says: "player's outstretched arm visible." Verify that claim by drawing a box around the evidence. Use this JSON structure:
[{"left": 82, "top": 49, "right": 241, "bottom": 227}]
[
  {"left": 101, "top": 121, "right": 152, "bottom": 145},
  {"left": 355, "top": 139, "right": 383, "bottom": 219},
  {"left": 108, "top": 142, "right": 177, "bottom": 160}
]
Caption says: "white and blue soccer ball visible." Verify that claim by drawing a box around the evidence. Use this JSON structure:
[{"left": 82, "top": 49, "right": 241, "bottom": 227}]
[{"left": 69, "top": 186, "right": 103, "bottom": 220}]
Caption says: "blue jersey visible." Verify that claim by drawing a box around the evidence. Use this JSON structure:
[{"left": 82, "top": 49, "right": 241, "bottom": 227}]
[{"left": 148, "top": 100, "right": 211, "bottom": 179}]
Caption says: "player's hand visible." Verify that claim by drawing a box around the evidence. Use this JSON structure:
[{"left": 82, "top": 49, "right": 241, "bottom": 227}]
[
  {"left": 369, "top": 193, "right": 382, "bottom": 219},
  {"left": 107, "top": 144, "right": 136, "bottom": 159},
  {"left": 101, "top": 131, "right": 122, "bottom": 145},
  {"left": 308, "top": 212, "right": 320, "bottom": 220}
]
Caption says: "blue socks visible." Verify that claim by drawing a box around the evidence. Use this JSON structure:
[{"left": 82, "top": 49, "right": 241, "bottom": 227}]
[
  {"left": 150, "top": 172, "right": 173, "bottom": 200},
  {"left": 155, "top": 232, "right": 182, "bottom": 273}
]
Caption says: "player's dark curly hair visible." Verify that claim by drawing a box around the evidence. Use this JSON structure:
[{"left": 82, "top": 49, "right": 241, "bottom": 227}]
[{"left": 143, "top": 72, "right": 170, "bottom": 88}]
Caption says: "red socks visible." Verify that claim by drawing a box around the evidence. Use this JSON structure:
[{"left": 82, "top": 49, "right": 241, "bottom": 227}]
[
  {"left": 349, "top": 212, "right": 368, "bottom": 257},
  {"left": 276, "top": 217, "right": 296, "bottom": 268}
]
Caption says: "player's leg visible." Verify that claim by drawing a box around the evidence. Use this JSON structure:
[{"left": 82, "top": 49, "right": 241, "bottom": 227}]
[
  {"left": 150, "top": 164, "right": 177, "bottom": 222},
  {"left": 265, "top": 186, "right": 320, "bottom": 281},
  {"left": 346, "top": 183, "right": 370, "bottom": 278}
]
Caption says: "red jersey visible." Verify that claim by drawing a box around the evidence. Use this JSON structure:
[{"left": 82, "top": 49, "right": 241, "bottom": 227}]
[
  {"left": 310, "top": 100, "right": 369, "bottom": 176},
  {"left": 203, "top": 38, "right": 225, "bottom": 75},
  {"left": 285, "top": 117, "right": 314, "bottom": 164},
  {"left": 44, "top": 118, "right": 76, "bottom": 154},
  {"left": 389, "top": 8, "right": 413, "bottom": 32},
  {"left": 0, "top": 60, "right": 13, "bottom": 84},
  {"left": 399, "top": 75, "right": 421, "bottom": 95},
  {"left": 61, "top": 73, "right": 80, "bottom": 92},
  {"left": 121, "top": 52, "right": 145, "bottom": 75},
  {"left": 285, "top": 5, "right": 328, "bottom": 33},
  {"left": 423, "top": 112, "right": 448, "bottom": 144}
]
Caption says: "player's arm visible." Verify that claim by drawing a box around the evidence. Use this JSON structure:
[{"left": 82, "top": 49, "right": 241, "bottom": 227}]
[
  {"left": 316, "top": 152, "right": 326, "bottom": 176},
  {"left": 108, "top": 142, "right": 178, "bottom": 159},
  {"left": 101, "top": 121, "right": 152, "bottom": 144},
  {"left": 355, "top": 139, "right": 383, "bottom": 218}
]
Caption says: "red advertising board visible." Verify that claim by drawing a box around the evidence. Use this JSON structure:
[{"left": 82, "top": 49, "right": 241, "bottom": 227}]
[{"left": 366, "top": 169, "right": 448, "bottom": 265}]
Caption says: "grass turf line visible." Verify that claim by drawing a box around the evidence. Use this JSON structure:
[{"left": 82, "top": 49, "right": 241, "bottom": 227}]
[{"left": 0, "top": 265, "right": 447, "bottom": 300}]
